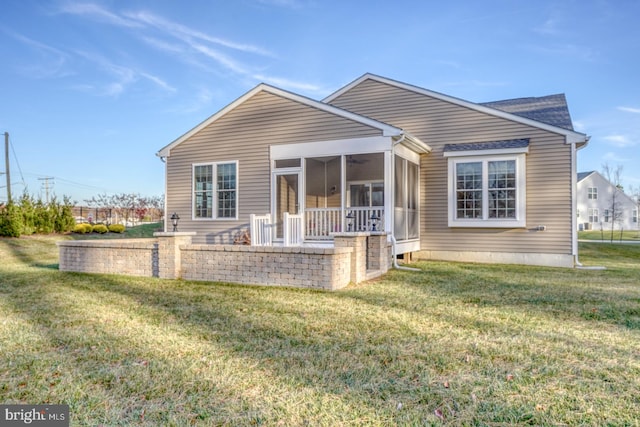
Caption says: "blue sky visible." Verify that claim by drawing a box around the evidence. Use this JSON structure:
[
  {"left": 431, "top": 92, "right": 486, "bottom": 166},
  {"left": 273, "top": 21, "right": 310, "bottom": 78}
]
[{"left": 1, "top": 0, "right": 639, "bottom": 203}]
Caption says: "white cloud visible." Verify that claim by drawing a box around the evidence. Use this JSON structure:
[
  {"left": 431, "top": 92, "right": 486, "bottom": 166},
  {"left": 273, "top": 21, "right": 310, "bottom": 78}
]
[
  {"left": 140, "top": 72, "right": 177, "bottom": 93},
  {"left": 602, "top": 151, "right": 630, "bottom": 163},
  {"left": 5, "top": 30, "right": 72, "bottom": 78},
  {"left": 618, "top": 106, "right": 640, "bottom": 114},
  {"left": 603, "top": 134, "right": 636, "bottom": 148},
  {"left": 74, "top": 50, "right": 176, "bottom": 97},
  {"left": 59, "top": 2, "right": 142, "bottom": 28},
  {"left": 252, "top": 74, "right": 322, "bottom": 93},
  {"left": 124, "top": 11, "right": 274, "bottom": 57},
  {"left": 534, "top": 17, "right": 561, "bottom": 36}
]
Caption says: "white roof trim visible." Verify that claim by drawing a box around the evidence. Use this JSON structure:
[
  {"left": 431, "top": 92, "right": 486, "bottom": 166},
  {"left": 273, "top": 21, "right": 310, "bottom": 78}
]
[
  {"left": 324, "top": 73, "right": 589, "bottom": 145},
  {"left": 443, "top": 146, "right": 529, "bottom": 158},
  {"left": 157, "top": 83, "right": 403, "bottom": 157}
]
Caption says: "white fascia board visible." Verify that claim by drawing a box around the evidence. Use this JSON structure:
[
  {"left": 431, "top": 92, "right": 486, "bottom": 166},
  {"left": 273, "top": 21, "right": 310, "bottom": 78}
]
[
  {"left": 443, "top": 146, "right": 529, "bottom": 158},
  {"left": 270, "top": 136, "right": 392, "bottom": 159},
  {"left": 325, "top": 73, "right": 589, "bottom": 145},
  {"left": 399, "top": 134, "right": 431, "bottom": 154},
  {"left": 157, "top": 83, "right": 402, "bottom": 158}
]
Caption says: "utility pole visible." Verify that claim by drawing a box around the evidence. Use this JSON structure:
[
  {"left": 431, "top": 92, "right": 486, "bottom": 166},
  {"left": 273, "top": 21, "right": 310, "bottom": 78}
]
[
  {"left": 4, "top": 132, "right": 10, "bottom": 203},
  {"left": 38, "top": 177, "right": 55, "bottom": 204}
]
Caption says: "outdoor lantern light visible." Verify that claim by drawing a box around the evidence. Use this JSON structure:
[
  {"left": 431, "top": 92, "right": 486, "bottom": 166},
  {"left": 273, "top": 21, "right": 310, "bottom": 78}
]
[
  {"left": 171, "top": 212, "right": 180, "bottom": 232},
  {"left": 370, "top": 213, "right": 380, "bottom": 231},
  {"left": 346, "top": 211, "right": 354, "bottom": 232}
]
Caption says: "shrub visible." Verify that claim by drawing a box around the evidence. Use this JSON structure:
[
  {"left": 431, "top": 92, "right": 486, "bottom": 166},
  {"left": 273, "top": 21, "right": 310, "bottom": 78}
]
[
  {"left": 53, "top": 197, "right": 76, "bottom": 233},
  {"left": 93, "top": 224, "right": 108, "bottom": 234},
  {"left": 73, "top": 223, "right": 88, "bottom": 234},
  {"left": 108, "top": 224, "right": 126, "bottom": 233},
  {"left": 73, "top": 223, "right": 94, "bottom": 234},
  {"left": 0, "top": 203, "right": 24, "bottom": 237}
]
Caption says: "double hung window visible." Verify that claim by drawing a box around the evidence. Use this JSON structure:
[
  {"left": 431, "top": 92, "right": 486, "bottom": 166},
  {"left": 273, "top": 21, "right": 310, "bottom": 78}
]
[
  {"left": 447, "top": 152, "right": 526, "bottom": 228},
  {"left": 193, "top": 161, "right": 238, "bottom": 220}
]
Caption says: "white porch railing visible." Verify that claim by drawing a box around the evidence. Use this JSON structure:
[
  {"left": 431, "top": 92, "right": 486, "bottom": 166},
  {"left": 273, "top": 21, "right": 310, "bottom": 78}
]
[
  {"left": 305, "top": 208, "right": 343, "bottom": 240},
  {"left": 305, "top": 207, "right": 384, "bottom": 240},
  {"left": 252, "top": 208, "right": 385, "bottom": 245},
  {"left": 250, "top": 213, "right": 272, "bottom": 246},
  {"left": 283, "top": 212, "right": 304, "bottom": 246}
]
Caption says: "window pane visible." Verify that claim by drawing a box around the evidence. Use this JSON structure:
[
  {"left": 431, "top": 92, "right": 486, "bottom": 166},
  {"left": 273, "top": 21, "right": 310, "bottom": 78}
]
[
  {"left": 275, "top": 158, "right": 301, "bottom": 168},
  {"left": 194, "top": 165, "right": 213, "bottom": 218},
  {"left": 217, "top": 163, "right": 237, "bottom": 218},
  {"left": 488, "top": 161, "right": 516, "bottom": 219},
  {"left": 371, "top": 182, "right": 384, "bottom": 207},
  {"left": 456, "top": 162, "right": 482, "bottom": 219}
]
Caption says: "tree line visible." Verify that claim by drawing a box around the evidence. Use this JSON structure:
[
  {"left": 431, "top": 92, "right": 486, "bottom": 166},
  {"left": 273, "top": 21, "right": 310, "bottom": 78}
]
[{"left": 0, "top": 192, "right": 164, "bottom": 237}]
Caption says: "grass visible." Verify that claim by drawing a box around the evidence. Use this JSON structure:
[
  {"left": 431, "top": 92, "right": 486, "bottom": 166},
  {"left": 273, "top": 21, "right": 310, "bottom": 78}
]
[
  {"left": 579, "top": 229, "right": 640, "bottom": 241},
  {"left": 1, "top": 236, "right": 639, "bottom": 426}
]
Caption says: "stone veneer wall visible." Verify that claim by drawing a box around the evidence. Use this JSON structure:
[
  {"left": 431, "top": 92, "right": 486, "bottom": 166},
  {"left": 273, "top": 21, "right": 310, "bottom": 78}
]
[
  {"left": 57, "top": 232, "right": 391, "bottom": 291},
  {"left": 180, "top": 245, "right": 353, "bottom": 290},
  {"left": 58, "top": 239, "right": 158, "bottom": 277}
]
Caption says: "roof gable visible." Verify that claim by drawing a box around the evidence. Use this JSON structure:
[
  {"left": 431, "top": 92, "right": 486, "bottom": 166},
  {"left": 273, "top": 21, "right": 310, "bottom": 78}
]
[
  {"left": 157, "top": 83, "right": 404, "bottom": 157},
  {"left": 324, "top": 73, "right": 588, "bottom": 145}
]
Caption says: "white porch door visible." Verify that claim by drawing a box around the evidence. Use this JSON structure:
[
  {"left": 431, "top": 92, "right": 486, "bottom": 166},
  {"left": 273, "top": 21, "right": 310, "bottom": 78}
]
[{"left": 272, "top": 171, "right": 302, "bottom": 240}]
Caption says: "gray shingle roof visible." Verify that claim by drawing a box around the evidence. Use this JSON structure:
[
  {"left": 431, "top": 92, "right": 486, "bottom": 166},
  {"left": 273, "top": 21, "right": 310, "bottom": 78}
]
[
  {"left": 577, "top": 171, "right": 595, "bottom": 182},
  {"left": 444, "top": 138, "right": 529, "bottom": 152},
  {"left": 481, "top": 94, "right": 574, "bottom": 131}
]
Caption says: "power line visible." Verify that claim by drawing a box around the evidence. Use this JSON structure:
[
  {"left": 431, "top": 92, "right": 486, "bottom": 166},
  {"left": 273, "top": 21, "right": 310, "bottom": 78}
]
[{"left": 38, "top": 177, "right": 55, "bottom": 203}]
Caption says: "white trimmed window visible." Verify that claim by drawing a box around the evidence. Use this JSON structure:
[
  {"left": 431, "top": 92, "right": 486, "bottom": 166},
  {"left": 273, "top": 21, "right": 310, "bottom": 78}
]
[
  {"left": 588, "top": 208, "right": 599, "bottom": 223},
  {"left": 633, "top": 208, "right": 638, "bottom": 223},
  {"left": 447, "top": 153, "right": 526, "bottom": 228},
  {"left": 193, "top": 161, "right": 238, "bottom": 220},
  {"left": 603, "top": 209, "right": 610, "bottom": 223},
  {"left": 588, "top": 187, "right": 598, "bottom": 200}
]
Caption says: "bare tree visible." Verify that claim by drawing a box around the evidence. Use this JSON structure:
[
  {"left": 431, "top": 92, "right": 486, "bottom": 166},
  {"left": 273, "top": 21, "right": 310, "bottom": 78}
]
[{"left": 601, "top": 163, "right": 624, "bottom": 242}]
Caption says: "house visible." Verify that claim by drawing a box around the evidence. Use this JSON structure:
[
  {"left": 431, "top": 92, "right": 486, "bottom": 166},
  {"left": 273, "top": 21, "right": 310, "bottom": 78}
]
[
  {"left": 577, "top": 171, "right": 639, "bottom": 232},
  {"left": 157, "top": 74, "right": 590, "bottom": 268}
]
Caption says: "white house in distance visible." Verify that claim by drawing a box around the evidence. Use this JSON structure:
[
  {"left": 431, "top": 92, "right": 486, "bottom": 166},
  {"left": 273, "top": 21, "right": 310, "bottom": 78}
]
[{"left": 577, "top": 171, "right": 638, "bottom": 231}]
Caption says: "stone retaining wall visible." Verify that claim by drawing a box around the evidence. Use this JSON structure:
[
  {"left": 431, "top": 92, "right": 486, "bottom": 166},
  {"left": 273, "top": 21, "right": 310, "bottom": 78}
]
[
  {"left": 57, "top": 232, "right": 391, "bottom": 291},
  {"left": 58, "top": 239, "right": 158, "bottom": 277},
  {"left": 181, "top": 245, "right": 353, "bottom": 290}
]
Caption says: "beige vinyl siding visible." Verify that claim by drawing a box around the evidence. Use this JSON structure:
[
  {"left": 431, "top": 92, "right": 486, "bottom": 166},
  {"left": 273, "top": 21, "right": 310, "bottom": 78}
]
[
  {"left": 330, "top": 79, "right": 573, "bottom": 255},
  {"left": 166, "top": 90, "right": 382, "bottom": 244}
]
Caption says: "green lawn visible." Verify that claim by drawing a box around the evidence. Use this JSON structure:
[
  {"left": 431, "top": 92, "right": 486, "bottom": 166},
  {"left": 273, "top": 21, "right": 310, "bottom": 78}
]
[
  {"left": 1, "top": 237, "right": 639, "bottom": 426},
  {"left": 579, "top": 229, "right": 640, "bottom": 241}
]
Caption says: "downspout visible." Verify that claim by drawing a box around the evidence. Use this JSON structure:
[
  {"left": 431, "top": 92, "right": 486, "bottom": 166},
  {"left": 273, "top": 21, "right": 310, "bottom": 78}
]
[
  {"left": 391, "top": 134, "right": 421, "bottom": 272},
  {"left": 572, "top": 136, "right": 591, "bottom": 268}
]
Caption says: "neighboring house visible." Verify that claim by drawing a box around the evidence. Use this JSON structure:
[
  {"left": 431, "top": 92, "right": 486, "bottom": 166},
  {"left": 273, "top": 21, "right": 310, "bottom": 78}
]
[
  {"left": 577, "top": 171, "right": 639, "bottom": 232},
  {"left": 157, "top": 74, "right": 590, "bottom": 267}
]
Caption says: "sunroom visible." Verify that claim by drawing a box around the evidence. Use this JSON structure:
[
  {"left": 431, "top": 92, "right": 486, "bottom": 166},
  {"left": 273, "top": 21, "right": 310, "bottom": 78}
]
[{"left": 251, "top": 134, "right": 431, "bottom": 254}]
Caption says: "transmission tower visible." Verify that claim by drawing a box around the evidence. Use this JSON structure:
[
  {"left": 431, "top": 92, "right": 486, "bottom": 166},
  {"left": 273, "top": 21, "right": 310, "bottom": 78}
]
[{"left": 38, "top": 177, "right": 55, "bottom": 203}]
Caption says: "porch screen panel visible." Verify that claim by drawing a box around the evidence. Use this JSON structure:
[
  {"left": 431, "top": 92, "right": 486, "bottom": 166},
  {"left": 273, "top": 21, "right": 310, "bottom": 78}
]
[
  {"left": 394, "top": 155, "right": 406, "bottom": 240},
  {"left": 407, "top": 161, "right": 419, "bottom": 239},
  {"left": 394, "top": 155, "right": 420, "bottom": 241}
]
